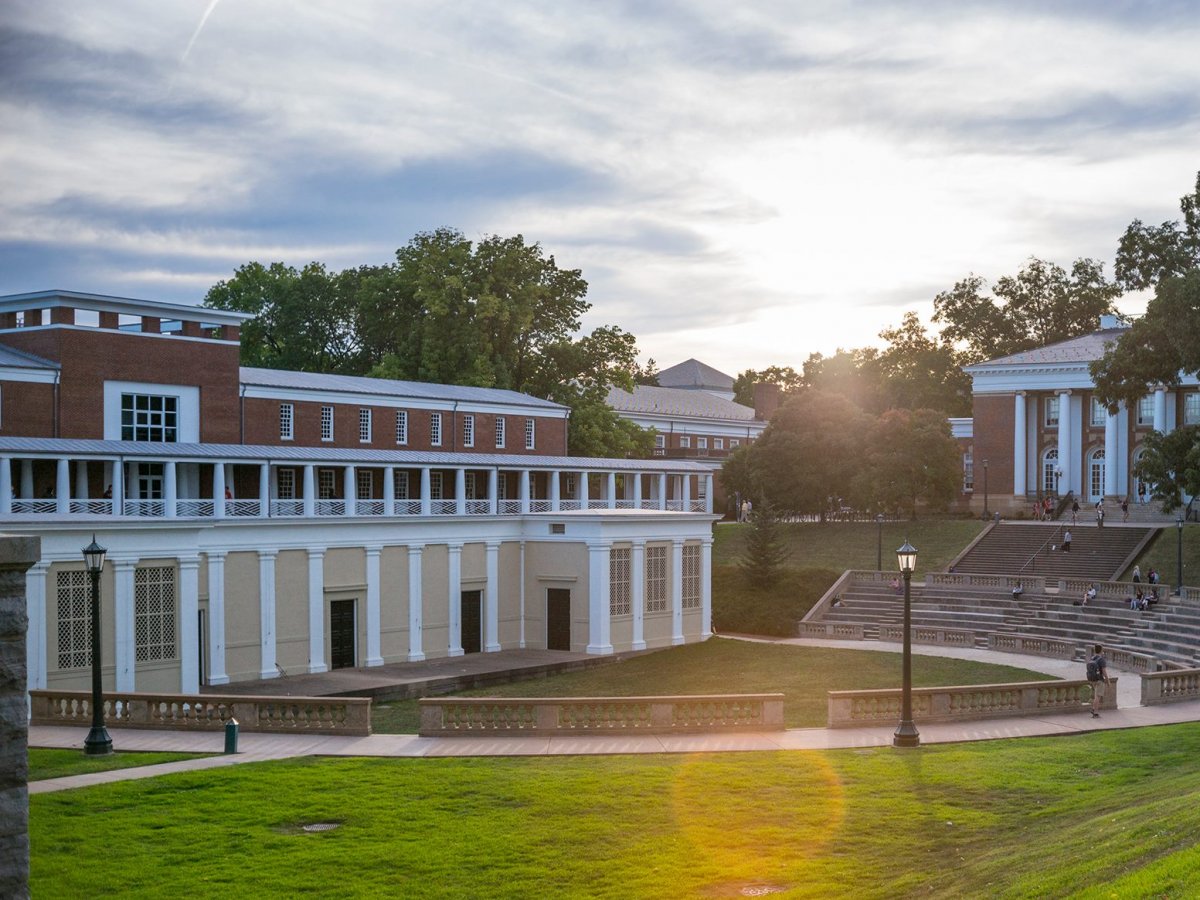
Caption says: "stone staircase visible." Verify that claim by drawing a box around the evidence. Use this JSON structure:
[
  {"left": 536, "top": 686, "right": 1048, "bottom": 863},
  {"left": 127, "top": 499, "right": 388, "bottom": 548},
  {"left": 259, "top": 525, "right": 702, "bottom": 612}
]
[
  {"left": 951, "top": 522, "right": 1156, "bottom": 581},
  {"left": 1060, "top": 500, "right": 1181, "bottom": 526}
]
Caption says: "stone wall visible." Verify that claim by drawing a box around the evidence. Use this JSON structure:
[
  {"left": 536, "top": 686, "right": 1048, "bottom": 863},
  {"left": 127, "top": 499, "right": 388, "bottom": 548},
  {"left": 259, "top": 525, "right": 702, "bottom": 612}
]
[{"left": 0, "top": 534, "right": 40, "bottom": 900}]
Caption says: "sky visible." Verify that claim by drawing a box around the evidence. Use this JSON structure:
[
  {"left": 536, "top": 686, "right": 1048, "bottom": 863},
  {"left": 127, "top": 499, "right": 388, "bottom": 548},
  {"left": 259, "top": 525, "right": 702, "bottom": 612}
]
[{"left": 2, "top": 1, "right": 1199, "bottom": 378}]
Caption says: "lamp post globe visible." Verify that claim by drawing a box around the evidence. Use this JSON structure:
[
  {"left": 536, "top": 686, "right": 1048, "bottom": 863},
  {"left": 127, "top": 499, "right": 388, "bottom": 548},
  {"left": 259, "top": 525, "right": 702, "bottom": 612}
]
[
  {"left": 82, "top": 535, "right": 112, "bottom": 756},
  {"left": 875, "top": 513, "right": 884, "bottom": 571},
  {"left": 893, "top": 540, "right": 920, "bottom": 748}
]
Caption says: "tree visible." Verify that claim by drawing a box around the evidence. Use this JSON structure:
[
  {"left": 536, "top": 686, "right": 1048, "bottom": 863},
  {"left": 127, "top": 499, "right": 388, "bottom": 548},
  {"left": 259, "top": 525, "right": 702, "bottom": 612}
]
[
  {"left": 931, "top": 257, "right": 1122, "bottom": 363},
  {"left": 738, "top": 500, "right": 789, "bottom": 588},
  {"left": 875, "top": 312, "right": 971, "bottom": 416},
  {"left": 732, "top": 365, "right": 802, "bottom": 407},
  {"left": 801, "top": 349, "right": 885, "bottom": 413},
  {"left": 1115, "top": 170, "right": 1200, "bottom": 290},
  {"left": 1132, "top": 425, "right": 1200, "bottom": 512},
  {"left": 857, "top": 408, "right": 962, "bottom": 519}
]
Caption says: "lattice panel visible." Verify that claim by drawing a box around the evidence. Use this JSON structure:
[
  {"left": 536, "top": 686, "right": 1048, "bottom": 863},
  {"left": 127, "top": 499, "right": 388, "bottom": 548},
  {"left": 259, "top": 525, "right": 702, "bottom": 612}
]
[
  {"left": 646, "top": 546, "right": 668, "bottom": 612},
  {"left": 135, "top": 566, "right": 177, "bottom": 662},
  {"left": 682, "top": 545, "right": 701, "bottom": 609},
  {"left": 56, "top": 570, "right": 91, "bottom": 669},
  {"left": 609, "top": 548, "right": 631, "bottom": 616}
]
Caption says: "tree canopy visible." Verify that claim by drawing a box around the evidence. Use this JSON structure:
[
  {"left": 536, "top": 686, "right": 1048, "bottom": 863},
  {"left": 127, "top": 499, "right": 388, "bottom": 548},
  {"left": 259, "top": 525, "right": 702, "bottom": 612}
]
[
  {"left": 204, "top": 229, "right": 654, "bottom": 457},
  {"left": 1131, "top": 424, "right": 1200, "bottom": 512},
  {"left": 1114, "top": 170, "right": 1200, "bottom": 291}
]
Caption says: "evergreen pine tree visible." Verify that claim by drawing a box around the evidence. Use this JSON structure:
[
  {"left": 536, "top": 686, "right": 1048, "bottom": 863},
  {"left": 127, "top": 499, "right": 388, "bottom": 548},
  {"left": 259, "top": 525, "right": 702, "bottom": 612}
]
[{"left": 739, "top": 501, "right": 788, "bottom": 588}]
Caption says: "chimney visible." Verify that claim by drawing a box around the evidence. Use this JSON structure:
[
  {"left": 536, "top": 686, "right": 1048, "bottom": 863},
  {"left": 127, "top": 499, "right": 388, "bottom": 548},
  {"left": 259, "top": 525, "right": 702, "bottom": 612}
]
[{"left": 752, "top": 382, "right": 782, "bottom": 421}]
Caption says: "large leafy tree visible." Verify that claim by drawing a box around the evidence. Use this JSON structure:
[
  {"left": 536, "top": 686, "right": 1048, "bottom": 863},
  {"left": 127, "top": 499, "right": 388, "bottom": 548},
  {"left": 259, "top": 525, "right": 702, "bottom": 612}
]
[
  {"left": 931, "top": 257, "right": 1121, "bottom": 363},
  {"left": 1132, "top": 425, "right": 1200, "bottom": 512},
  {"left": 801, "top": 348, "right": 885, "bottom": 414},
  {"left": 857, "top": 408, "right": 962, "bottom": 519},
  {"left": 875, "top": 312, "right": 971, "bottom": 416},
  {"left": 732, "top": 365, "right": 802, "bottom": 407},
  {"left": 1115, "top": 170, "right": 1200, "bottom": 290}
]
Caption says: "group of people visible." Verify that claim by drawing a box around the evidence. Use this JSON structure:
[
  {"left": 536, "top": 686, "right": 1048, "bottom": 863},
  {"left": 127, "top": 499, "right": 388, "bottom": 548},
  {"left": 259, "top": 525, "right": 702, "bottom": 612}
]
[
  {"left": 1128, "top": 587, "right": 1160, "bottom": 611},
  {"left": 1131, "top": 565, "right": 1159, "bottom": 585},
  {"left": 1033, "top": 496, "right": 1055, "bottom": 520}
]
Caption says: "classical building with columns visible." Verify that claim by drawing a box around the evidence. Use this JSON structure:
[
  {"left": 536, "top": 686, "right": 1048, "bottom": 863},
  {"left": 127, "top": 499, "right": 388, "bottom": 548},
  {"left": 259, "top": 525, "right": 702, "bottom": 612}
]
[
  {"left": 0, "top": 290, "right": 716, "bottom": 698},
  {"left": 963, "top": 314, "right": 1195, "bottom": 513}
]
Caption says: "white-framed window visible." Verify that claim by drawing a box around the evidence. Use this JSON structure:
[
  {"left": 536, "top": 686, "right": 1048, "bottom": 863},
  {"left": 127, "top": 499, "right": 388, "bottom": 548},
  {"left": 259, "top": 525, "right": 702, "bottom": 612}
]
[
  {"left": 654, "top": 434, "right": 665, "bottom": 449},
  {"left": 565, "top": 474, "right": 576, "bottom": 496},
  {"left": 318, "top": 469, "right": 336, "bottom": 499},
  {"left": 321, "top": 405, "right": 334, "bottom": 441},
  {"left": 963, "top": 450, "right": 974, "bottom": 492},
  {"left": 609, "top": 547, "right": 631, "bottom": 615},
  {"left": 135, "top": 566, "right": 177, "bottom": 662},
  {"left": 1090, "top": 397, "right": 1107, "bottom": 427},
  {"left": 1089, "top": 448, "right": 1106, "bottom": 501},
  {"left": 714, "top": 438, "right": 724, "bottom": 450},
  {"left": 121, "top": 393, "right": 178, "bottom": 442},
  {"left": 1042, "top": 448, "right": 1059, "bottom": 495},
  {"left": 465, "top": 471, "right": 477, "bottom": 499},
  {"left": 682, "top": 545, "right": 701, "bottom": 610},
  {"left": 1186, "top": 393, "right": 1200, "bottom": 426},
  {"left": 1044, "top": 396, "right": 1059, "bottom": 428},
  {"left": 357, "top": 469, "right": 373, "bottom": 499},
  {"left": 730, "top": 439, "right": 740, "bottom": 448},
  {"left": 498, "top": 473, "right": 508, "bottom": 500},
  {"left": 495, "top": 417, "right": 506, "bottom": 449},
  {"left": 698, "top": 437, "right": 708, "bottom": 450},
  {"left": 276, "top": 468, "right": 295, "bottom": 500},
  {"left": 646, "top": 545, "right": 668, "bottom": 612},
  {"left": 431, "top": 413, "right": 442, "bottom": 447},
  {"left": 359, "top": 408, "right": 372, "bottom": 443},
  {"left": 525, "top": 417, "right": 535, "bottom": 450},
  {"left": 396, "top": 410, "right": 408, "bottom": 445},
  {"left": 280, "top": 403, "right": 294, "bottom": 441},
  {"left": 1138, "top": 395, "right": 1155, "bottom": 426},
  {"left": 680, "top": 436, "right": 691, "bottom": 449},
  {"left": 56, "top": 570, "right": 91, "bottom": 669},
  {"left": 394, "top": 470, "right": 409, "bottom": 500},
  {"left": 463, "top": 414, "right": 474, "bottom": 448},
  {"left": 430, "top": 471, "right": 443, "bottom": 499}
]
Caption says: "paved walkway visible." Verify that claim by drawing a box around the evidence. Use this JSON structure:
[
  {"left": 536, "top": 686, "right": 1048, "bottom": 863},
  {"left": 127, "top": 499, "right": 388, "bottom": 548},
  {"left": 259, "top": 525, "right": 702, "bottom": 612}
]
[{"left": 28, "top": 638, "right": 1200, "bottom": 794}]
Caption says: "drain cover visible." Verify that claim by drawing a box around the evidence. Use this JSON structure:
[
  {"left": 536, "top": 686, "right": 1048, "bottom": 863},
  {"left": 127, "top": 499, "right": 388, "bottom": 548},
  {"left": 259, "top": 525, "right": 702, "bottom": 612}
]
[{"left": 301, "top": 822, "right": 340, "bottom": 833}]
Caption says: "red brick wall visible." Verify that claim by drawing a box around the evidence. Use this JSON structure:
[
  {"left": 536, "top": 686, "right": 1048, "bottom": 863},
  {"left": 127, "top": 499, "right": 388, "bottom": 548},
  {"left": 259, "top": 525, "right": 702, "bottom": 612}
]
[
  {"left": 0, "top": 380, "right": 56, "bottom": 436},
  {"left": 971, "top": 394, "right": 1015, "bottom": 498}
]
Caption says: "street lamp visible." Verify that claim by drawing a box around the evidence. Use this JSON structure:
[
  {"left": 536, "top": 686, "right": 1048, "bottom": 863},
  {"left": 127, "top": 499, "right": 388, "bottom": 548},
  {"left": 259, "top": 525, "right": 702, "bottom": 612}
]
[
  {"left": 876, "top": 513, "right": 884, "bottom": 571},
  {"left": 82, "top": 535, "right": 112, "bottom": 756},
  {"left": 893, "top": 540, "right": 920, "bottom": 749},
  {"left": 1177, "top": 513, "right": 1185, "bottom": 597},
  {"left": 1054, "top": 467, "right": 1063, "bottom": 498},
  {"left": 982, "top": 458, "right": 990, "bottom": 520}
]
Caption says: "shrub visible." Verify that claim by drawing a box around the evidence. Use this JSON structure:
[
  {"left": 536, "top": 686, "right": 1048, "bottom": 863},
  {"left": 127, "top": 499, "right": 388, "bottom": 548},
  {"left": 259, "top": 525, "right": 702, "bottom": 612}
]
[{"left": 712, "top": 563, "right": 841, "bottom": 636}]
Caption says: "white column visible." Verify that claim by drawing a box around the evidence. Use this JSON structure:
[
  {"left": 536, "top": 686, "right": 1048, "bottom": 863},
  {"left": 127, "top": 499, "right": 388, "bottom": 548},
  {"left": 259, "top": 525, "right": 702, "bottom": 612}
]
[
  {"left": 700, "top": 538, "right": 713, "bottom": 639},
  {"left": 206, "top": 552, "right": 229, "bottom": 685},
  {"left": 489, "top": 469, "right": 499, "bottom": 515},
  {"left": 224, "top": 463, "right": 235, "bottom": 498},
  {"left": 20, "top": 459, "right": 33, "bottom": 499},
  {"left": 25, "top": 563, "right": 48, "bottom": 692},
  {"left": 519, "top": 470, "right": 531, "bottom": 514},
  {"left": 384, "top": 466, "right": 395, "bottom": 516},
  {"left": 74, "top": 460, "right": 88, "bottom": 501},
  {"left": 307, "top": 548, "right": 327, "bottom": 673},
  {"left": 579, "top": 471, "right": 589, "bottom": 508},
  {"left": 1154, "top": 387, "right": 1167, "bottom": 433},
  {"left": 631, "top": 539, "right": 646, "bottom": 651},
  {"left": 485, "top": 541, "right": 501, "bottom": 652},
  {"left": 1104, "top": 405, "right": 1119, "bottom": 497},
  {"left": 550, "top": 470, "right": 561, "bottom": 511},
  {"left": 447, "top": 543, "right": 464, "bottom": 657},
  {"left": 407, "top": 544, "right": 425, "bottom": 661},
  {"left": 703, "top": 474, "right": 713, "bottom": 514},
  {"left": 586, "top": 542, "right": 613, "bottom": 654},
  {"left": 164, "top": 460, "right": 177, "bottom": 518},
  {"left": 670, "top": 539, "right": 685, "bottom": 645},
  {"left": 112, "top": 459, "right": 124, "bottom": 515},
  {"left": 55, "top": 457, "right": 70, "bottom": 514},
  {"left": 657, "top": 473, "right": 667, "bottom": 510},
  {"left": 258, "top": 550, "right": 278, "bottom": 678},
  {"left": 1013, "top": 392, "right": 1027, "bottom": 497},
  {"left": 343, "top": 465, "right": 356, "bottom": 516},
  {"left": 213, "top": 462, "right": 226, "bottom": 519},
  {"left": 258, "top": 463, "right": 269, "bottom": 516},
  {"left": 455, "top": 468, "right": 466, "bottom": 515},
  {"left": 365, "top": 546, "right": 383, "bottom": 666},
  {"left": 113, "top": 560, "right": 137, "bottom": 692},
  {"left": 302, "top": 465, "right": 315, "bottom": 517},
  {"left": 420, "top": 468, "right": 431, "bottom": 516},
  {"left": 606, "top": 471, "right": 617, "bottom": 509},
  {"left": 0, "top": 457, "right": 11, "bottom": 515},
  {"left": 178, "top": 557, "right": 201, "bottom": 693},
  {"left": 632, "top": 473, "right": 642, "bottom": 509},
  {"left": 1056, "top": 390, "right": 1071, "bottom": 496},
  {"left": 518, "top": 540, "right": 527, "bottom": 649},
  {"left": 681, "top": 473, "right": 692, "bottom": 511}
]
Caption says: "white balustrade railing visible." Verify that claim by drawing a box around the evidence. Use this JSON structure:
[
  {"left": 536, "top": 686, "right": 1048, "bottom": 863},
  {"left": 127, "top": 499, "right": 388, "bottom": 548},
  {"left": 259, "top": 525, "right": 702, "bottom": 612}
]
[
  {"left": 226, "top": 499, "right": 262, "bottom": 517},
  {"left": 588, "top": 500, "right": 610, "bottom": 510},
  {"left": 465, "top": 500, "right": 491, "bottom": 515},
  {"left": 11, "top": 499, "right": 57, "bottom": 514},
  {"left": 271, "top": 500, "right": 304, "bottom": 517},
  {"left": 314, "top": 499, "right": 345, "bottom": 516},
  {"left": 394, "top": 499, "right": 421, "bottom": 515},
  {"left": 499, "top": 500, "right": 522, "bottom": 515},
  {"left": 124, "top": 499, "right": 165, "bottom": 517},
  {"left": 666, "top": 500, "right": 684, "bottom": 511},
  {"left": 69, "top": 500, "right": 114, "bottom": 515},
  {"left": 176, "top": 499, "right": 215, "bottom": 517},
  {"left": 431, "top": 500, "right": 457, "bottom": 515},
  {"left": 559, "top": 500, "right": 582, "bottom": 511},
  {"left": 529, "top": 499, "right": 552, "bottom": 513},
  {"left": 615, "top": 500, "right": 636, "bottom": 509},
  {"left": 355, "top": 500, "right": 385, "bottom": 516}
]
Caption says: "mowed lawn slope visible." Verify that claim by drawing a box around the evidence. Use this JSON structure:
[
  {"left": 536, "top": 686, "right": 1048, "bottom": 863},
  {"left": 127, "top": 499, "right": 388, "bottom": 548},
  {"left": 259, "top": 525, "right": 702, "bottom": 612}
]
[{"left": 31, "top": 724, "right": 1200, "bottom": 898}]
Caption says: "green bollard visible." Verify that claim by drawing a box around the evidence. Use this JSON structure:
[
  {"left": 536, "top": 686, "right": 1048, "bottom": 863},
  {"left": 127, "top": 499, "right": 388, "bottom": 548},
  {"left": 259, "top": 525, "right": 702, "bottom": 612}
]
[{"left": 224, "top": 718, "right": 239, "bottom": 754}]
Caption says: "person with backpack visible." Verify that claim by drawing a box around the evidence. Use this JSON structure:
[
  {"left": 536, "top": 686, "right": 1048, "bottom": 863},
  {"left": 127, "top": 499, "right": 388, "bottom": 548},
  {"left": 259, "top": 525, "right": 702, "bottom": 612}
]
[{"left": 1086, "top": 644, "right": 1111, "bottom": 718}]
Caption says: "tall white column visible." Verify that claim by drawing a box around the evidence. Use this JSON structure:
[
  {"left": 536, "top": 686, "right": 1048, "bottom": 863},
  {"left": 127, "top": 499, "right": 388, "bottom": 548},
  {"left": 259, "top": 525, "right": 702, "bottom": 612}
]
[
  {"left": 1013, "top": 392, "right": 1027, "bottom": 497},
  {"left": 206, "top": 552, "right": 228, "bottom": 685},
  {"left": 447, "top": 543, "right": 464, "bottom": 657},
  {"left": 703, "top": 474, "right": 713, "bottom": 514},
  {"left": 681, "top": 473, "right": 692, "bottom": 511},
  {"left": 55, "top": 457, "right": 70, "bottom": 514},
  {"left": 586, "top": 541, "right": 613, "bottom": 654},
  {"left": 455, "top": 468, "right": 466, "bottom": 515},
  {"left": 1154, "top": 387, "right": 1167, "bottom": 433},
  {"left": 1056, "top": 390, "right": 1071, "bottom": 496},
  {"left": 25, "top": 563, "right": 48, "bottom": 692},
  {"left": 112, "top": 459, "right": 124, "bottom": 515},
  {"left": 518, "top": 540, "right": 527, "bottom": 649},
  {"left": 700, "top": 538, "right": 713, "bottom": 639},
  {"left": 178, "top": 557, "right": 201, "bottom": 693},
  {"left": 302, "top": 465, "right": 315, "bottom": 517},
  {"left": 384, "top": 466, "right": 396, "bottom": 516},
  {"left": 258, "top": 550, "right": 278, "bottom": 678},
  {"left": 1104, "top": 405, "right": 1119, "bottom": 497},
  {"left": 343, "top": 465, "right": 356, "bottom": 516},
  {"left": 579, "top": 471, "right": 589, "bottom": 508},
  {"left": 631, "top": 539, "right": 646, "bottom": 651},
  {"left": 671, "top": 539, "right": 685, "bottom": 645},
  {"left": 420, "top": 468, "right": 431, "bottom": 516},
  {"left": 164, "top": 460, "right": 177, "bottom": 518},
  {"left": 485, "top": 541, "right": 501, "bottom": 652},
  {"left": 19, "top": 459, "right": 33, "bottom": 499},
  {"left": 74, "top": 460, "right": 88, "bottom": 501},
  {"left": 632, "top": 473, "right": 642, "bottom": 509},
  {"left": 213, "top": 462, "right": 226, "bottom": 519},
  {"left": 307, "top": 548, "right": 327, "bottom": 673},
  {"left": 550, "top": 470, "right": 561, "bottom": 511},
  {"left": 258, "top": 463, "right": 269, "bottom": 516},
  {"left": 113, "top": 560, "right": 137, "bottom": 692},
  {"left": 657, "top": 473, "right": 667, "bottom": 510},
  {"left": 0, "top": 457, "right": 11, "bottom": 515},
  {"left": 519, "top": 470, "right": 531, "bottom": 514},
  {"left": 488, "top": 469, "right": 499, "bottom": 515},
  {"left": 606, "top": 471, "right": 617, "bottom": 508},
  {"left": 365, "top": 546, "right": 383, "bottom": 666},
  {"left": 407, "top": 545, "right": 425, "bottom": 661}
]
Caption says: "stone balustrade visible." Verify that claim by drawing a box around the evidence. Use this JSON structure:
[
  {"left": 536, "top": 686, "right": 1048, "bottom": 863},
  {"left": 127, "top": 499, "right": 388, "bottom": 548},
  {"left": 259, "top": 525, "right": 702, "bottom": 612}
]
[
  {"left": 1141, "top": 669, "right": 1200, "bottom": 705},
  {"left": 987, "top": 633, "right": 1077, "bottom": 659},
  {"left": 878, "top": 624, "right": 976, "bottom": 647},
  {"left": 29, "top": 690, "right": 372, "bottom": 735},
  {"left": 798, "top": 621, "right": 864, "bottom": 639},
  {"left": 418, "top": 694, "right": 784, "bottom": 736},
  {"left": 827, "top": 678, "right": 1116, "bottom": 727}
]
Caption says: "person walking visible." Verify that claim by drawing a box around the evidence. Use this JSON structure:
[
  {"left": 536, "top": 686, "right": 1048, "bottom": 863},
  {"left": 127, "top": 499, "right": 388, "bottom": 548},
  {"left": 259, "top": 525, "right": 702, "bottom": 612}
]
[
  {"left": 1132, "top": 565, "right": 1141, "bottom": 584},
  {"left": 1121, "top": 497, "right": 1129, "bottom": 522},
  {"left": 1086, "top": 644, "right": 1111, "bottom": 718},
  {"left": 1063, "top": 529, "right": 1072, "bottom": 552},
  {"left": 1071, "top": 499, "right": 1079, "bottom": 525}
]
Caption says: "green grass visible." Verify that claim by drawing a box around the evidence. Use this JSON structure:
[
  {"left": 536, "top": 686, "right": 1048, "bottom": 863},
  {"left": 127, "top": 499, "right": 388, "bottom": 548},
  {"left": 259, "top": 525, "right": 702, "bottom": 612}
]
[
  {"left": 1129, "top": 522, "right": 1200, "bottom": 585},
  {"left": 27, "top": 748, "right": 210, "bottom": 781},
  {"left": 713, "top": 518, "right": 987, "bottom": 573},
  {"left": 372, "top": 638, "right": 1053, "bottom": 733},
  {"left": 30, "top": 723, "right": 1200, "bottom": 898}
]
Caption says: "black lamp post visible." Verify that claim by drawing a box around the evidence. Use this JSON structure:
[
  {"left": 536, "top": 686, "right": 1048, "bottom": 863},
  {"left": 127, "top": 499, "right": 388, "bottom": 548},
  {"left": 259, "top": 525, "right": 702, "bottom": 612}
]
[
  {"left": 876, "top": 513, "right": 884, "bottom": 571},
  {"left": 982, "top": 458, "right": 989, "bottom": 519},
  {"left": 893, "top": 540, "right": 920, "bottom": 748},
  {"left": 82, "top": 536, "right": 112, "bottom": 756},
  {"left": 1177, "top": 513, "right": 1185, "bottom": 597},
  {"left": 1054, "top": 467, "right": 1063, "bottom": 498}
]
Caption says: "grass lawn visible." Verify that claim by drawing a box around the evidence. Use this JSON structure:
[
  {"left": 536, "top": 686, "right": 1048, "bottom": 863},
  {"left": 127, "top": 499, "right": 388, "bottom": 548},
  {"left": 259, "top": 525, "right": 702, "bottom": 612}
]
[
  {"left": 713, "top": 518, "right": 986, "bottom": 573},
  {"left": 372, "top": 638, "right": 1053, "bottom": 733},
  {"left": 27, "top": 749, "right": 210, "bottom": 781},
  {"left": 30, "top": 723, "right": 1200, "bottom": 898},
  {"left": 1130, "top": 522, "right": 1200, "bottom": 585}
]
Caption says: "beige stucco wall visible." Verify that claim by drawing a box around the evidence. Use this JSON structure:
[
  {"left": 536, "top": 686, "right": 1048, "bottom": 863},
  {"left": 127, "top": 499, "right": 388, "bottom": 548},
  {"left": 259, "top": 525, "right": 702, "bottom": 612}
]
[
  {"left": 275, "top": 549, "right": 308, "bottom": 673},
  {"left": 223, "top": 551, "right": 261, "bottom": 681},
  {"left": 523, "top": 541, "right": 589, "bottom": 652},
  {"left": 380, "top": 546, "right": 409, "bottom": 662},
  {"left": 421, "top": 544, "right": 449, "bottom": 658}
]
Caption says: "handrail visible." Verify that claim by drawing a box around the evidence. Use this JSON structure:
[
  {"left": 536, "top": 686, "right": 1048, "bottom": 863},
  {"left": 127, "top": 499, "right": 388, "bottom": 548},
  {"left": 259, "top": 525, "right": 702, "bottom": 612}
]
[
  {"left": 1018, "top": 523, "right": 1064, "bottom": 575},
  {"left": 1053, "top": 490, "right": 1074, "bottom": 521}
]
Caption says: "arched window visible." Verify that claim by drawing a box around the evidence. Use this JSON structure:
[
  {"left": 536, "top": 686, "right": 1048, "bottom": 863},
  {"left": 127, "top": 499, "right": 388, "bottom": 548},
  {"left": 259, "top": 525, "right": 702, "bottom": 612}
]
[
  {"left": 1088, "top": 448, "right": 1105, "bottom": 502},
  {"left": 1041, "top": 448, "right": 1059, "bottom": 496}
]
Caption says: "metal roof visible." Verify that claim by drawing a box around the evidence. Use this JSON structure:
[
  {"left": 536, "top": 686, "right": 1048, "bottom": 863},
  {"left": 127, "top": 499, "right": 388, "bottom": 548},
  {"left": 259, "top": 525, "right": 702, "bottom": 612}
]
[
  {"left": 657, "top": 358, "right": 736, "bottom": 391},
  {"left": 965, "top": 328, "right": 1130, "bottom": 370},
  {"left": 0, "top": 290, "right": 254, "bottom": 326},
  {"left": 0, "top": 345, "right": 59, "bottom": 369},
  {"left": 0, "top": 436, "right": 710, "bottom": 472},
  {"left": 606, "top": 384, "right": 757, "bottom": 421},
  {"left": 240, "top": 367, "right": 568, "bottom": 411}
]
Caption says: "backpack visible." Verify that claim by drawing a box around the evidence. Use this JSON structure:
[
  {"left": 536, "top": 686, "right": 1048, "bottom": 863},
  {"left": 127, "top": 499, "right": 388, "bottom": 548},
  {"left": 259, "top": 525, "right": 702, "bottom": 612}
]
[{"left": 1086, "top": 656, "right": 1103, "bottom": 682}]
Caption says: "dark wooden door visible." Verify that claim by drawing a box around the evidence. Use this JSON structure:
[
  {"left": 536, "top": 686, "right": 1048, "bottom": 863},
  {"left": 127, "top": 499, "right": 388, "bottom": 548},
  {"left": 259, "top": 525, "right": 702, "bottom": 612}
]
[
  {"left": 461, "top": 590, "right": 482, "bottom": 654},
  {"left": 330, "top": 600, "right": 357, "bottom": 669},
  {"left": 547, "top": 589, "right": 571, "bottom": 651}
]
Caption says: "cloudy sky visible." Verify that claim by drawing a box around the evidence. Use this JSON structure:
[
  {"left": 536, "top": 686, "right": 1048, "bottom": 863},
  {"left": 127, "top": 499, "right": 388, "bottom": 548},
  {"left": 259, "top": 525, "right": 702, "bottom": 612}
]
[{"left": 2, "top": 1, "right": 1198, "bottom": 377}]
